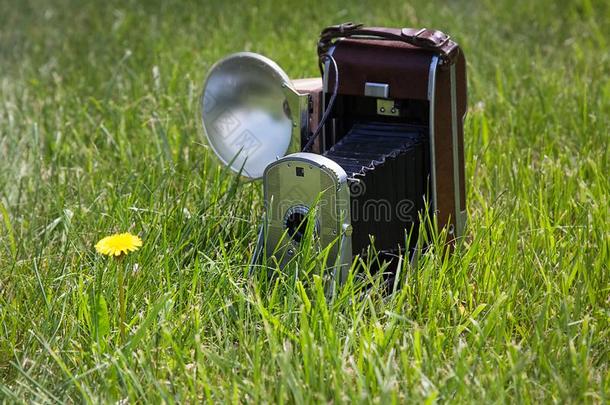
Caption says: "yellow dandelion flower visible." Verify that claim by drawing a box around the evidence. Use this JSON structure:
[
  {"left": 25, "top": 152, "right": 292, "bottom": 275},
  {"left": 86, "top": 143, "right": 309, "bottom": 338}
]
[{"left": 95, "top": 232, "right": 142, "bottom": 257}]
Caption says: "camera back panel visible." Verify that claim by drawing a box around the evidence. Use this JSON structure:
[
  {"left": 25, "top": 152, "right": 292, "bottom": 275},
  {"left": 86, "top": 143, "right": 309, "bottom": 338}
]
[{"left": 318, "top": 36, "right": 467, "bottom": 257}]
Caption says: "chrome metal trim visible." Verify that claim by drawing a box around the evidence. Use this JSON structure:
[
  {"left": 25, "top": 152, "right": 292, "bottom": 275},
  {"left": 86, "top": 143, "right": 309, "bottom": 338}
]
[
  {"left": 377, "top": 99, "right": 399, "bottom": 116},
  {"left": 427, "top": 56, "right": 439, "bottom": 213},
  {"left": 364, "top": 82, "right": 389, "bottom": 98},
  {"left": 321, "top": 45, "right": 337, "bottom": 153},
  {"left": 267, "top": 152, "right": 349, "bottom": 183},
  {"left": 322, "top": 45, "right": 337, "bottom": 92},
  {"left": 450, "top": 64, "right": 464, "bottom": 237},
  {"left": 283, "top": 85, "right": 310, "bottom": 155}
]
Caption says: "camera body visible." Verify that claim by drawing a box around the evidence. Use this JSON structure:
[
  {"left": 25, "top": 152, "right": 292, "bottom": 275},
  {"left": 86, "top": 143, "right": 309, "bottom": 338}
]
[
  {"left": 260, "top": 152, "right": 352, "bottom": 281},
  {"left": 201, "top": 24, "right": 467, "bottom": 278}
]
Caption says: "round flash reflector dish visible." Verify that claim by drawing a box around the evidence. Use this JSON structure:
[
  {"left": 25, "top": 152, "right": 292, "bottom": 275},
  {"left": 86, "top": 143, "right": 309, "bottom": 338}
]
[{"left": 201, "top": 52, "right": 294, "bottom": 179}]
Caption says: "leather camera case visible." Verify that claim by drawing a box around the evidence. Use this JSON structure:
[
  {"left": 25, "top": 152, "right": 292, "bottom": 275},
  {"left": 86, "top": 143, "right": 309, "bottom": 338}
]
[{"left": 316, "top": 25, "right": 468, "bottom": 242}]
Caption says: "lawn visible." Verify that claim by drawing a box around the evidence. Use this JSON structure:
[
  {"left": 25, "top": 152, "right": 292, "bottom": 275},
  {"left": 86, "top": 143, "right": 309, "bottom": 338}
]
[{"left": 0, "top": 0, "right": 608, "bottom": 402}]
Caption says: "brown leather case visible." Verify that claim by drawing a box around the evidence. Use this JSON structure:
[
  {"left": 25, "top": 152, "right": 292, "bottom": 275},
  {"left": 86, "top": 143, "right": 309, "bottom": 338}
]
[{"left": 318, "top": 24, "right": 467, "bottom": 240}]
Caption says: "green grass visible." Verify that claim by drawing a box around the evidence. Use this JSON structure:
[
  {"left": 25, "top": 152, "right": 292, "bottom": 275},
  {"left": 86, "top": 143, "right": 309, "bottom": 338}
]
[{"left": 1, "top": 0, "right": 609, "bottom": 402}]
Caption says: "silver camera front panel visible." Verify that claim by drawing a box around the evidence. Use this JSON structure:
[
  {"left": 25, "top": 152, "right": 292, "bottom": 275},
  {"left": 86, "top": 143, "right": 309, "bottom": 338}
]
[{"left": 262, "top": 153, "right": 352, "bottom": 280}]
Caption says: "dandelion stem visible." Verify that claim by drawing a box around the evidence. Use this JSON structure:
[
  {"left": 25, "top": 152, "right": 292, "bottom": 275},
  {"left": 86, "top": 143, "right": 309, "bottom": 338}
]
[{"left": 117, "top": 259, "right": 126, "bottom": 343}]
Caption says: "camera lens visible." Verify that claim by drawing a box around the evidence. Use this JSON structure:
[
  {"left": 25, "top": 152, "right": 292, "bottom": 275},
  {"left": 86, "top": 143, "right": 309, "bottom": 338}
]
[
  {"left": 285, "top": 211, "right": 308, "bottom": 243},
  {"left": 284, "top": 205, "right": 315, "bottom": 244}
]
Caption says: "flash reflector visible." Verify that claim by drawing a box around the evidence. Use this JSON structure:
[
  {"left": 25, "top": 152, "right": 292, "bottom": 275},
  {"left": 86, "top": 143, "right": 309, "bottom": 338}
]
[{"left": 201, "top": 52, "right": 307, "bottom": 179}]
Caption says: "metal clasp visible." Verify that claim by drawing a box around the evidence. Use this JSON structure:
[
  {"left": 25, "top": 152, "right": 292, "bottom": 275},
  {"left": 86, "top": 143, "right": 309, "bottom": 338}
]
[{"left": 413, "top": 28, "right": 451, "bottom": 48}]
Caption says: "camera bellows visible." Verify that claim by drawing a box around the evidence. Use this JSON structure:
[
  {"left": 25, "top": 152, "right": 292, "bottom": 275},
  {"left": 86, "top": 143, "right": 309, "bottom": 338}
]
[
  {"left": 324, "top": 122, "right": 429, "bottom": 256},
  {"left": 324, "top": 122, "right": 426, "bottom": 176}
]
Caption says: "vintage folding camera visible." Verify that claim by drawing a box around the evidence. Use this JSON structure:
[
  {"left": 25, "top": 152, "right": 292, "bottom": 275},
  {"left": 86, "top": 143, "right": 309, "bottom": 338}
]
[{"left": 200, "top": 23, "right": 467, "bottom": 281}]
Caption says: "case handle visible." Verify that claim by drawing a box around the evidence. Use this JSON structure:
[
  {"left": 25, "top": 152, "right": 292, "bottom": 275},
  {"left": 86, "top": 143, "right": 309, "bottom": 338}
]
[{"left": 318, "top": 23, "right": 460, "bottom": 66}]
